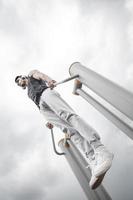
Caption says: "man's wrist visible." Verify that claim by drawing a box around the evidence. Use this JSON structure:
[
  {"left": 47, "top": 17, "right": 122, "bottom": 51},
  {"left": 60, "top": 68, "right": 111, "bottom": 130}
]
[{"left": 48, "top": 80, "right": 56, "bottom": 84}]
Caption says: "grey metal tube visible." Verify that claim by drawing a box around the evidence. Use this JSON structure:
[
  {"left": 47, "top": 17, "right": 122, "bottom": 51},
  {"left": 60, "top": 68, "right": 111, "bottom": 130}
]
[
  {"left": 59, "top": 139, "right": 112, "bottom": 200},
  {"left": 54, "top": 74, "right": 79, "bottom": 87},
  {"left": 69, "top": 62, "right": 133, "bottom": 121},
  {"left": 77, "top": 88, "right": 133, "bottom": 140},
  {"left": 50, "top": 129, "right": 65, "bottom": 156}
]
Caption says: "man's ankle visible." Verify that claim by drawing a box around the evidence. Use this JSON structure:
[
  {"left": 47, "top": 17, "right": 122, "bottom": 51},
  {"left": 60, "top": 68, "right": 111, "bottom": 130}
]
[{"left": 91, "top": 139, "right": 103, "bottom": 150}]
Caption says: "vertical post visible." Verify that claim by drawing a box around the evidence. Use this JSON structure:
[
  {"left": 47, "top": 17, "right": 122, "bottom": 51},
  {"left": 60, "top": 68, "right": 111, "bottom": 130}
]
[
  {"left": 59, "top": 139, "right": 112, "bottom": 200},
  {"left": 69, "top": 62, "right": 133, "bottom": 140},
  {"left": 69, "top": 62, "right": 133, "bottom": 120}
]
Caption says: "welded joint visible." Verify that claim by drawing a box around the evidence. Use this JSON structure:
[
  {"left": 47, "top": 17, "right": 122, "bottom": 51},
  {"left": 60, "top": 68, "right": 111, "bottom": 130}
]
[
  {"left": 63, "top": 133, "right": 70, "bottom": 148},
  {"left": 73, "top": 79, "right": 82, "bottom": 95}
]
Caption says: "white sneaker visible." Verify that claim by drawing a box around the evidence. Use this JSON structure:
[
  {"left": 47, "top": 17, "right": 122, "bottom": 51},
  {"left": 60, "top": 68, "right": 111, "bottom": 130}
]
[
  {"left": 86, "top": 155, "right": 106, "bottom": 190},
  {"left": 89, "top": 172, "right": 106, "bottom": 190},
  {"left": 92, "top": 146, "right": 114, "bottom": 177}
]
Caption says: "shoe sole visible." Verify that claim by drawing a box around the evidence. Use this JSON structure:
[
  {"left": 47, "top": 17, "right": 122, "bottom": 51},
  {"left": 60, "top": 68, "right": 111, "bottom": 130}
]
[
  {"left": 94, "top": 155, "right": 114, "bottom": 177},
  {"left": 90, "top": 172, "right": 106, "bottom": 190}
]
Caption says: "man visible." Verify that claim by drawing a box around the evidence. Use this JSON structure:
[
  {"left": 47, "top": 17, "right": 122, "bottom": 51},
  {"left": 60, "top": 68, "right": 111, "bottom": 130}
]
[{"left": 15, "top": 69, "right": 114, "bottom": 190}]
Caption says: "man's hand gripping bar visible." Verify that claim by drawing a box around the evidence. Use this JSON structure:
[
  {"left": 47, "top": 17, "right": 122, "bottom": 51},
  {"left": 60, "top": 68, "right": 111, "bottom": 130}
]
[{"left": 48, "top": 74, "right": 79, "bottom": 89}]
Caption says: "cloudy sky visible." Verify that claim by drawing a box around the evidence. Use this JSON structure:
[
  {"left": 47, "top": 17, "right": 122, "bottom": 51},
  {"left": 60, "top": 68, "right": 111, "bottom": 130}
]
[{"left": 0, "top": 0, "right": 133, "bottom": 199}]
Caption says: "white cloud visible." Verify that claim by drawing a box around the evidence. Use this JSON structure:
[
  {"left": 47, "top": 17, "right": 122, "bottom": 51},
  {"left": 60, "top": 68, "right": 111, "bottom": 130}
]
[{"left": 0, "top": 0, "right": 133, "bottom": 200}]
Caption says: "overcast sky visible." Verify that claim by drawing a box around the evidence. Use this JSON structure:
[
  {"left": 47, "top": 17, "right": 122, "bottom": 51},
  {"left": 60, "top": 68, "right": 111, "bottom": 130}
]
[{"left": 0, "top": 0, "right": 133, "bottom": 200}]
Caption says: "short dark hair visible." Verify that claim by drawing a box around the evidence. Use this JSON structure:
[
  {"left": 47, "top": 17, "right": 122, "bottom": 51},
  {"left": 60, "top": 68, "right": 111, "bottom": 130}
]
[{"left": 15, "top": 75, "right": 22, "bottom": 83}]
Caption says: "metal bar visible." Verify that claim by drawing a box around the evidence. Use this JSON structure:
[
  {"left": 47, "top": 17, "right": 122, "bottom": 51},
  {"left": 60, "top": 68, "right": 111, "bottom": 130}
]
[
  {"left": 69, "top": 62, "right": 133, "bottom": 121},
  {"left": 50, "top": 129, "right": 65, "bottom": 156},
  {"left": 59, "top": 139, "right": 112, "bottom": 200},
  {"left": 77, "top": 88, "right": 133, "bottom": 140},
  {"left": 54, "top": 74, "right": 79, "bottom": 87}
]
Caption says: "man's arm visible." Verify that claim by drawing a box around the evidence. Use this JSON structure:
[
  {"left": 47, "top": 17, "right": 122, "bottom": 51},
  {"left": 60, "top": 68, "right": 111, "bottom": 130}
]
[
  {"left": 28, "top": 70, "right": 53, "bottom": 82},
  {"left": 28, "top": 70, "right": 57, "bottom": 88}
]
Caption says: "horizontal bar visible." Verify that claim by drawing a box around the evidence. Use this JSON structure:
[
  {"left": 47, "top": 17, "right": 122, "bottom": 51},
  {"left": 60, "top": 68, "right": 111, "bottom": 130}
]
[{"left": 55, "top": 74, "right": 79, "bottom": 86}]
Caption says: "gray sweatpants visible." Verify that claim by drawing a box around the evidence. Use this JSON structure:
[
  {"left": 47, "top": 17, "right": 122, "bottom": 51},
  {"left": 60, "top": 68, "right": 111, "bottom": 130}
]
[{"left": 39, "top": 88, "right": 101, "bottom": 158}]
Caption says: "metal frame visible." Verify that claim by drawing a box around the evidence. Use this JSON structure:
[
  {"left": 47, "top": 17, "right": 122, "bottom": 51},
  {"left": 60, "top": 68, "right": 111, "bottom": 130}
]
[
  {"left": 50, "top": 128, "right": 65, "bottom": 156},
  {"left": 69, "top": 62, "right": 133, "bottom": 140}
]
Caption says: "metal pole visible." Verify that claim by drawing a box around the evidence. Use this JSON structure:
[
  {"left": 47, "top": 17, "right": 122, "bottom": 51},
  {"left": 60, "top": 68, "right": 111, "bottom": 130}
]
[
  {"left": 69, "top": 62, "right": 133, "bottom": 140},
  {"left": 50, "top": 128, "right": 65, "bottom": 156},
  {"left": 69, "top": 62, "right": 133, "bottom": 121},
  {"left": 54, "top": 74, "right": 79, "bottom": 87},
  {"left": 77, "top": 88, "right": 133, "bottom": 140},
  {"left": 59, "top": 139, "right": 112, "bottom": 200}
]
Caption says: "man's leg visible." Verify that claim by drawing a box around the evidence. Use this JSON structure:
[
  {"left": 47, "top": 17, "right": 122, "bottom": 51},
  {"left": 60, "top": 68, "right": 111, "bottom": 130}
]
[
  {"left": 40, "top": 89, "right": 114, "bottom": 181},
  {"left": 39, "top": 100, "right": 94, "bottom": 161},
  {"left": 40, "top": 88, "right": 102, "bottom": 148}
]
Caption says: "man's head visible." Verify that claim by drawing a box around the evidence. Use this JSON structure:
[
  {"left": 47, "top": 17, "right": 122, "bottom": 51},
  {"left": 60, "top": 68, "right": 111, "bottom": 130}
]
[{"left": 15, "top": 75, "right": 28, "bottom": 89}]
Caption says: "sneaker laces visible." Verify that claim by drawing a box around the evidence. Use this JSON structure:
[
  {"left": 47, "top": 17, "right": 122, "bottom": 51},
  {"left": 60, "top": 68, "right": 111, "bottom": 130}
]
[
  {"left": 94, "top": 146, "right": 113, "bottom": 166},
  {"left": 86, "top": 155, "right": 96, "bottom": 169}
]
